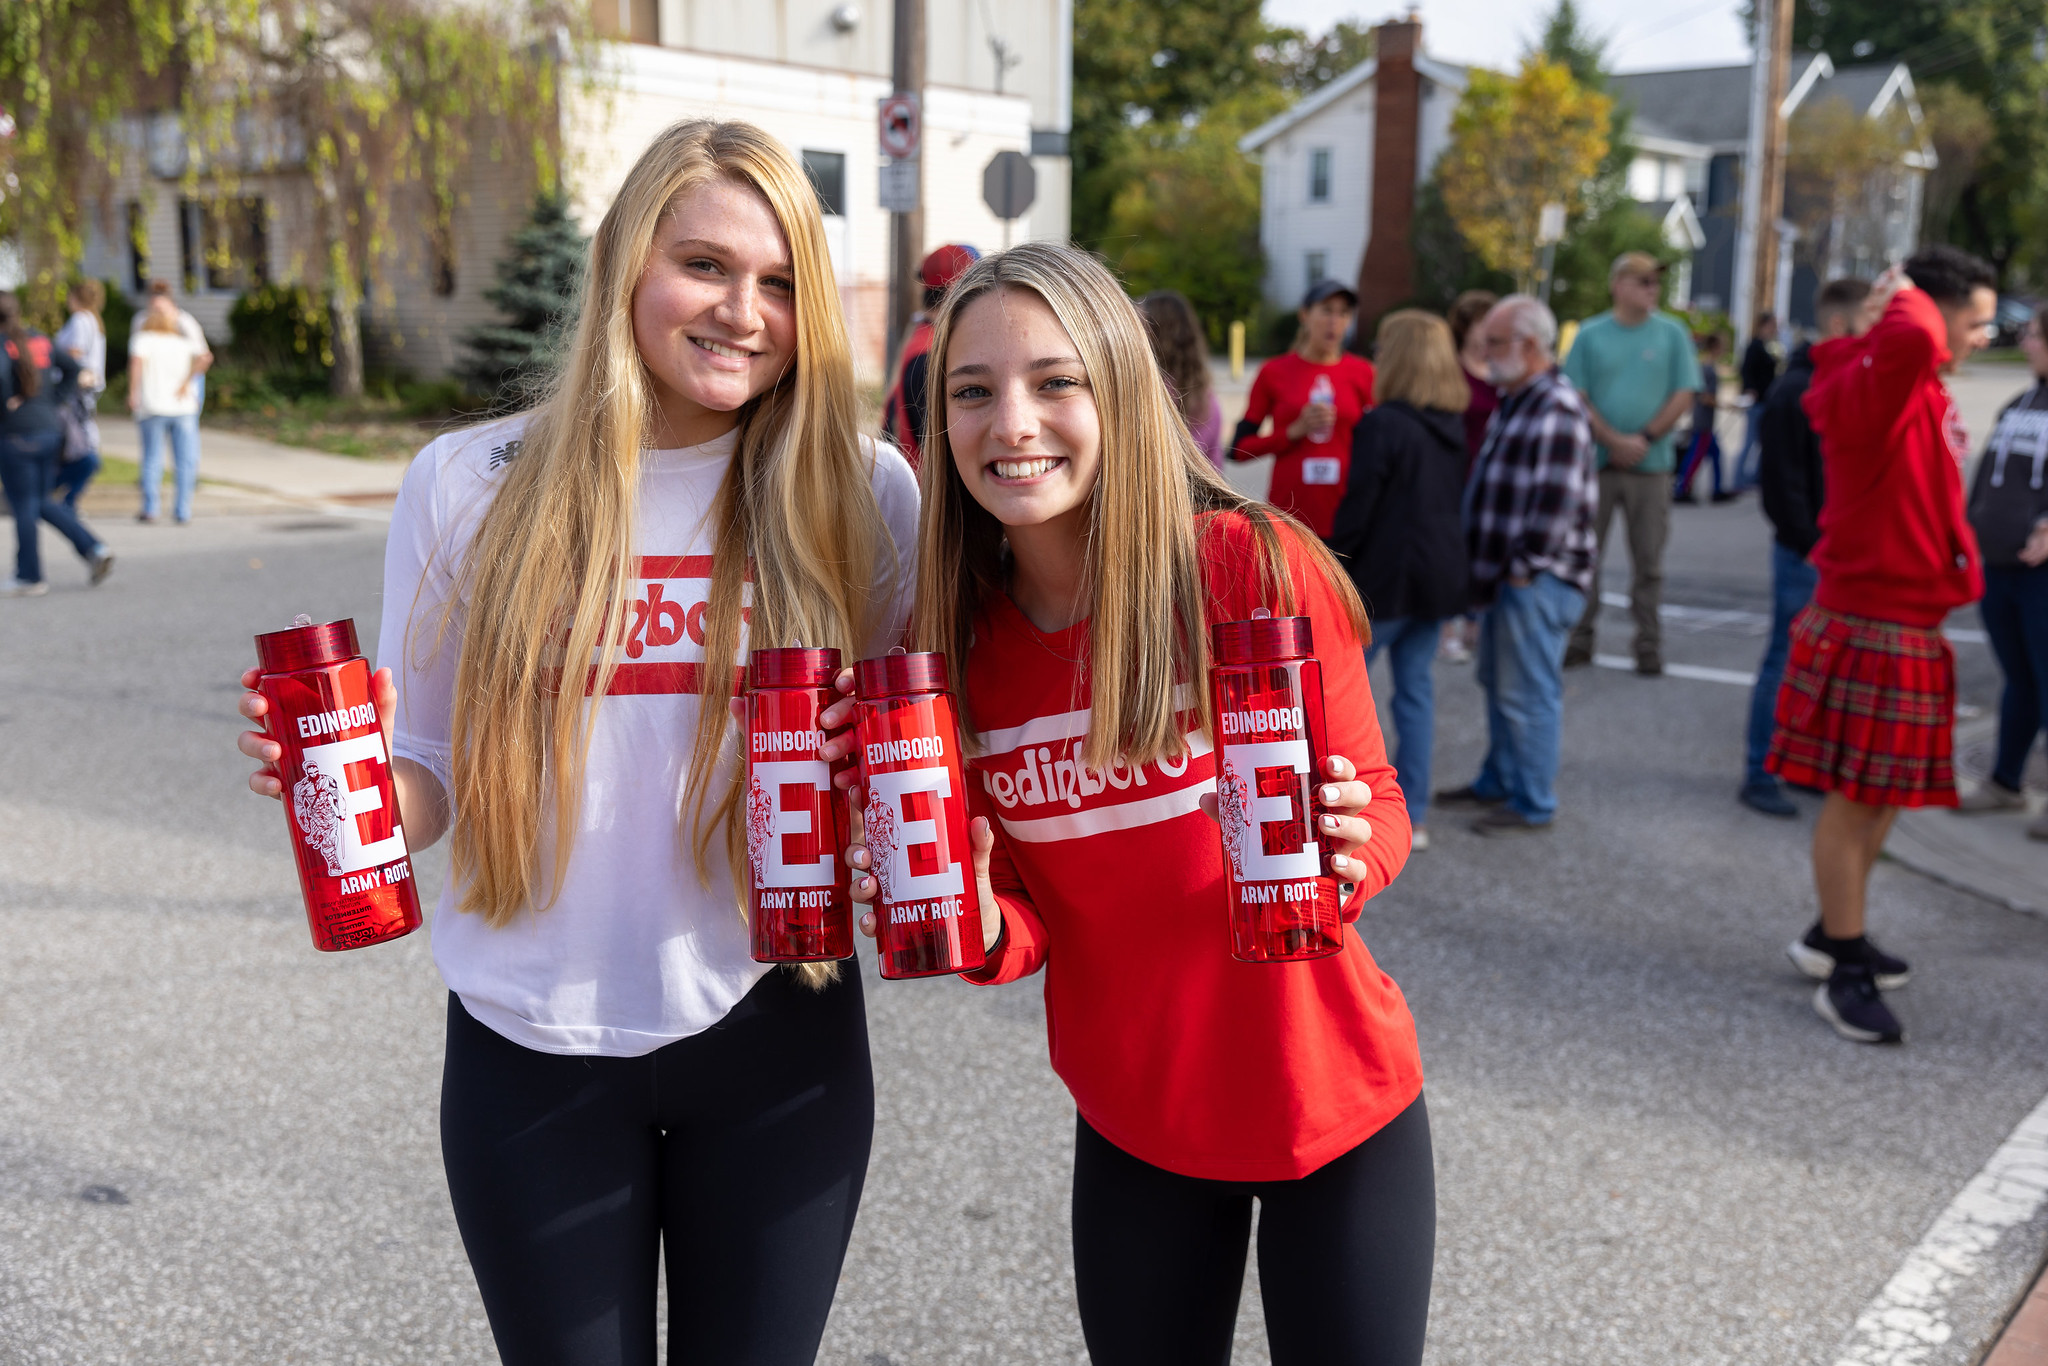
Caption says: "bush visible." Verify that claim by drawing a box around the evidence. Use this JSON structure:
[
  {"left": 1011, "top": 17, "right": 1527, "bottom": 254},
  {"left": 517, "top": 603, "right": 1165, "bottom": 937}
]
[{"left": 228, "top": 283, "right": 334, "bottom": 376}]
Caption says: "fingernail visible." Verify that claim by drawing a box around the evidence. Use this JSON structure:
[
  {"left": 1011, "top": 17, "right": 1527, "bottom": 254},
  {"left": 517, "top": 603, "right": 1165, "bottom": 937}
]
[
  {"left": 1332, "top": 854, "right": 1352, "bottom": 871},
  {"left": 1321, "top": 785, "right": 1339, "bottom": 802},
  {"left": 1321, "top": 814, "right": 1339, "bottom": 830}
]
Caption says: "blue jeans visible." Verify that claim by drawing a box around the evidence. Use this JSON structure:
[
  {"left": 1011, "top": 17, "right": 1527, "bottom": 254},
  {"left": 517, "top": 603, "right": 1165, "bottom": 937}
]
[
  {"left": 0, "top": 429, "right": 100, "bottom": 583},
  {"left": 137, "top": 412, "right": 200, "bottom": 521},
  {"left": 1981, "top": 565, "right": 2048, "bottom": 792},
  {"left": 1733, "top": 403, "right": 1764, "bottom": 490},
  {"left": 1745, "top": 542, "right": 1818, "bottom": 787},
  {"left": 52, "top": 450, "right": 99, "bottom": 508},
  {"left": 1365, "top": 617, "right": 1443, "bottom": 825},
  {"left": 1471, "top": 573, "right": 1584, "bottom": 822}
]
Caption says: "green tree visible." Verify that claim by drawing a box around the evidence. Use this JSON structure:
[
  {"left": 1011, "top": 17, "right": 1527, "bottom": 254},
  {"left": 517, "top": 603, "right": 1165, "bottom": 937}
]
[
  {"left": 1070, "top": 0, "right": 1276, "bottom": 246},
  {"left": 459, "top": 190, "right": 588, "bottom": 399},
  {"left": 1101, "top": 88, "right": 1283, "bottom": 347},
  {"left": 1439, "top": 58, "right": 1612, "bottom": 290},
  {"left": 1771, "top": 0, "right": 2048, "bottom": 282},
  {"left": 1266, "top": 20, "right": 1375, "bottom": 96}
]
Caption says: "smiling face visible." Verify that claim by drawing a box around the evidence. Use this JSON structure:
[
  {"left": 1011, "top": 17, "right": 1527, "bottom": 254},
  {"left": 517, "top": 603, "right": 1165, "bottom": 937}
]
[
  {"left": 943, "top": 286, "right": 1103, "bottom": 535},
  {"left": 631, "top": 177, "right": 798, "bottom": 446},
  {"left": 1936, "top": 285, "right": 1998, "bottom": 373}
]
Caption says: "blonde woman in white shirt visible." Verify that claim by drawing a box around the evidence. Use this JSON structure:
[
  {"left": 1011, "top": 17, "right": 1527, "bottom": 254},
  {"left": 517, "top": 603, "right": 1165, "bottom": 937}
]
[
  {"left": 127, "top": 297, "right": 204, "bottom": 523},
  {"left": 232, "top": 121, "right": 917, "bottom": 1362}
]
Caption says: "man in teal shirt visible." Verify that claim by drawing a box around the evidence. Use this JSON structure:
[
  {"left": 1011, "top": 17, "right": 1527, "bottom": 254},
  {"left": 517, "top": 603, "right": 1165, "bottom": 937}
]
[{"left": 1561, "top": 251, "right": 1699, "bottom": 673}]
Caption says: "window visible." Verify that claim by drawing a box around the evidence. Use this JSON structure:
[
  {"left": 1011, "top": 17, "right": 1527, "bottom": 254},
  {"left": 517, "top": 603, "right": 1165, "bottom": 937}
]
[
  {"left": 1308, "top": 148, "right": 1332, "bottom": 203},
  {"left": 801, "top": 150, "right": 846, "bottom": 218},
  {"left": 1305, "top": 251, "right": 1327, "bottom": 292},
  {"left": 179, "top": 197, "right": 269, "bottom": 293},
  {"left": 126, "top": 201, "right": 150, "bottom": 293}
]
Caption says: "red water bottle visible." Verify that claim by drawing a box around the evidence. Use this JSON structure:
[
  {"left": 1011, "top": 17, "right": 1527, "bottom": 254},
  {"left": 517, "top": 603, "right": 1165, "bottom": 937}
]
[
  {"left": 254, "top": 616, "right": 422, "bottom": 952},
  {"left": 853, "top": 651, "right": 987, "bottom": 979},
  {"left": 744, "top": 647, "right": 854, "bottom": 962},
  {"left": 1209, "top": 613, "right": 1343, "bottom": 962}
]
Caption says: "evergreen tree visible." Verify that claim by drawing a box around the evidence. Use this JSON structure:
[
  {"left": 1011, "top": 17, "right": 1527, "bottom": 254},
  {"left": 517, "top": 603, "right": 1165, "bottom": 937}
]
[{"left": 459, "top": 191, "right": 588, "bottom": 398}]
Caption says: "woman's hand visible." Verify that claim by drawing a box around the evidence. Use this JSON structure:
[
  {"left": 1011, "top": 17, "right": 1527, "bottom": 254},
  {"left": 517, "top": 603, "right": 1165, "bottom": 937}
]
[
  {"left": 2020, "top": 517, "right": 2048, "bottom": 568},
  {"left": 236, "top": 664, "right": 398, "bottom": 800},
  {"left": 1201, "top": 753, "right": 1379, "bottom": 880},
  {"left": 848, "top": 814, "right": 1005, "bottom": 955},
  {"left": 1286, "top": 402, "right": 1336, "bottom": 443}
]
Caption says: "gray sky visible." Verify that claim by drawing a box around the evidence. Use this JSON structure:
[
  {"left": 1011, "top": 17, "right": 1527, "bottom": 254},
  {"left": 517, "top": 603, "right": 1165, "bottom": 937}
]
[{"left": 1263, "top": 0, "right": 1752, "bottom": 74}]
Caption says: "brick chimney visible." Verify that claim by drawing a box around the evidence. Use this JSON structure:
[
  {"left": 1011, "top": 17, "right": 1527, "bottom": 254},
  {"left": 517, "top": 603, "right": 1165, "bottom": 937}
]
[{"left": 1356, "top": 14, "right": 1423, "bottom": 331}]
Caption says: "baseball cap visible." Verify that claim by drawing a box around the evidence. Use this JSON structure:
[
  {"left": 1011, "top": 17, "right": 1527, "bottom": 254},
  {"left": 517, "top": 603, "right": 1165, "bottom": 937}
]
[
  {"left": 1610, "top": 250, "right": 1666, "bottom": 282},
  {"left": 1302, "top": 279, "right": 1358, "bottom": 309},
  {"left": 919, "top": 244, "right": 981, "bottom": 289}
]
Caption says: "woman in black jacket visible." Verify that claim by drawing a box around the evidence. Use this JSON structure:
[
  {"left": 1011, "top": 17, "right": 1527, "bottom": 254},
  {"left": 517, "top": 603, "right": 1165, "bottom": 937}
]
[
  {"left": 0, "top": 292, "right": 110, "bottom": 596},
  {"left": 1328, "top": 310, "right": 1471, "bottom": 851}
]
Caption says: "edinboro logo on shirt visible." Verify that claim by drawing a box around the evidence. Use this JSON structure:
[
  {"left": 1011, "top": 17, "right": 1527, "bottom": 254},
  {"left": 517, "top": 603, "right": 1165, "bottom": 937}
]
[
  {"left": 972, "top": 687, "right": 1214, "bottom": 844},
  {"left": 579, "top": 555, "right": 749, "bottom": 696}
]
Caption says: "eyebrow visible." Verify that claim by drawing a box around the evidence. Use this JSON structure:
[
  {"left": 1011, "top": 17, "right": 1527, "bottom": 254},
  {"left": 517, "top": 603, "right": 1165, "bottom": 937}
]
[{"left": 945, "top": 355, "right": 1084, "bottom": 378}]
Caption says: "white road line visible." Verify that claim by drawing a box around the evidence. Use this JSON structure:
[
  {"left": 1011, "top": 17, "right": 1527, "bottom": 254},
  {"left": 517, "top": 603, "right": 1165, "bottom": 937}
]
[
  {"left": 1592, "top": 655, "right": 1758, "bottom": 687},
  {"left": 1833, "top": 1089, "right": 2048, "bottom": 1366},
  {"left": 1595, "top": 592, "right": 1989, "bottom": 647}
]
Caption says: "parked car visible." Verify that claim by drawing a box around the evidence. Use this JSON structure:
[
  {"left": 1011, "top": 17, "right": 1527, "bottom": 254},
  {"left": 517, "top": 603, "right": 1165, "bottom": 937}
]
[{"left": 1994, "top": 295, "right": 2036, "bottom": 349}]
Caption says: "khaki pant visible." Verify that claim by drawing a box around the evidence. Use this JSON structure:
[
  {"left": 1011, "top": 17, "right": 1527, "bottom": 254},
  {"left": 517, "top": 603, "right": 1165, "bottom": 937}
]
[{"left": 1569, "top": 467, "right": 1669, "bottom": 666}]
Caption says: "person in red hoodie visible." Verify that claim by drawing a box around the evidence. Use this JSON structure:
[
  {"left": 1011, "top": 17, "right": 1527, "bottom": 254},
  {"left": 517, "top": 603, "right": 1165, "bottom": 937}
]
[
  {"left": 1230, "top": 279, "right": 1377, "bottom": 538},
  {"left": 1770, "top": 245, "right": 1997, "bottom": 1045},
  {"left": 825, "top": 242, "right": 1429, "bottom": 1365}
]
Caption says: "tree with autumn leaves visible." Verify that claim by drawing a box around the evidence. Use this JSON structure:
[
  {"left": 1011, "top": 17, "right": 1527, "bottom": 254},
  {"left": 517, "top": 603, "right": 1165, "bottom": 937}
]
[
  {"left": 0, "top": 0, "right": 592, "bottom": 396},
  {"left": 1437, "top": 58, "right": 1612, "bottom": 296}
]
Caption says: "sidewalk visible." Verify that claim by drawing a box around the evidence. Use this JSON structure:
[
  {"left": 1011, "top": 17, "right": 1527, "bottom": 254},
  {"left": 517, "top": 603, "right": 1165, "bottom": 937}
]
[
  {"left": 97, "top": 414, "right": 410, "bottom": 511},
  {"left": 1888, "top": 717, "right": 2048, "bottom": 916}
]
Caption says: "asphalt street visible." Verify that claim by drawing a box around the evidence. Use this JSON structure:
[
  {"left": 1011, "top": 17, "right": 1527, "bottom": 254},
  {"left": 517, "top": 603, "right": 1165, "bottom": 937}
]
[{"left": 3, "top": 443, "right": 2047, "bottom": 1363}]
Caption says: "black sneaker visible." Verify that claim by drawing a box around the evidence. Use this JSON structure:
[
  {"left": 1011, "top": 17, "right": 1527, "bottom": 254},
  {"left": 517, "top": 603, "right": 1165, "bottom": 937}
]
[
  {"left": 1434, "top": 784, "right": 1505, "bottom": 810},
  {"left": 1786, "top": 923, "right": 1909, "bottom": 990},
  {"left": 1814, "top": 964, "right": 1904, "bottom": 1044},
  {"left": 1470, "top": 806, "right": 1550, "bottom": 837},
  {"left": 1739, "top": 780, "right": 1798, "bottom": 818}
]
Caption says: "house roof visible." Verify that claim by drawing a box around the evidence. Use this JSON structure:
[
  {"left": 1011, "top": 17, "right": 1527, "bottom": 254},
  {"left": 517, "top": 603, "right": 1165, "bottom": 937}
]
[
  {"left": 1799, "top": 61, "right": 1913, "bottom": 120},
  {"left": 1238, "top": 54, "right": 1470, "bottom": 153},
  {"left": 1643, "top": 197, "right": 1707, "bottom": 251},
  {"left": 1609, "top": 54, "right": 1828, "bottom": 151}
]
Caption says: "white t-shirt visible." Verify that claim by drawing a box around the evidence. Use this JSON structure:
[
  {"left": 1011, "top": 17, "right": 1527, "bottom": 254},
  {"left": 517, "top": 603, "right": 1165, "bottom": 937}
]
[
  {"left": 378, "top": 415, "right": 920, "bottom": 1056},
  {"left": 54, "top": 311, "right": 106, "bottom": 395},
  {"left": 128, "top": 330, "right": 203, "bottom": 417}
]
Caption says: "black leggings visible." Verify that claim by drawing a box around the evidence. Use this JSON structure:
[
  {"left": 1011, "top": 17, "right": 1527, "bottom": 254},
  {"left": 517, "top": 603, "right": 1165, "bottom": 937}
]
[
  {"left": 440, "top": 969, "right": 874, "bottom": 1366},
  {"left": 1072, "top": 1094, "right": 1435, "bottom": 1366}
]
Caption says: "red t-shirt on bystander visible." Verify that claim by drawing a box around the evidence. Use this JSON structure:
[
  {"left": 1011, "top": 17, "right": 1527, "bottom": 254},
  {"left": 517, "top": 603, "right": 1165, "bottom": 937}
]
[{"left": 1233, "top": 351, "right": 1376, "bottom": 538}]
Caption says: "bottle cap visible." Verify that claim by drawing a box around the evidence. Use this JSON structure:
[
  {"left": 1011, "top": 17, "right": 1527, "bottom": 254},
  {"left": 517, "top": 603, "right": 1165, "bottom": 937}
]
[
  {"left": 255, "top": 617, "right": 360, "bottom": 673},
  {"left": 748, "top": 646, "right": 842, "bottom": 690},
  {"left": 1210, "top": 614, "right": 1314, "bottom": 664},
  {"left": 855, "top": 649, "right": 949, "bottom": 699}
]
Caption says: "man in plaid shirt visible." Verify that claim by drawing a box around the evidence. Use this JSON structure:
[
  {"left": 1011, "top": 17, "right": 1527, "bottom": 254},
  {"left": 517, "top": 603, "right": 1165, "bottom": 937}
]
[{"left": 1437, "top": 295, "right": 1598, "bottom": 836}]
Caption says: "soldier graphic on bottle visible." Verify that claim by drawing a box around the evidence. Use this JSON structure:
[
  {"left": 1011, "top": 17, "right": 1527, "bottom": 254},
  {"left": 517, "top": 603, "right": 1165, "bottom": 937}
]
[{"left": 293, "top": 759, "right": 349, "bottom": 877}]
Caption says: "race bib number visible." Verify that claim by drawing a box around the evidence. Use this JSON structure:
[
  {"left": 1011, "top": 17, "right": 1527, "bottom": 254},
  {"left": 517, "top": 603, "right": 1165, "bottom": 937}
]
[{"left": 1301, "top": 456, "right": 1342, "bottom": 485}]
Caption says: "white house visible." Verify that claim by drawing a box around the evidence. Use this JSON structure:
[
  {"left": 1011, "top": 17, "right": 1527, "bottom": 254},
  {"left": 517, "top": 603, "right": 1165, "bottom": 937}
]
[{"left": 78, "top": 0, "right": 1074, "bottom": 382}]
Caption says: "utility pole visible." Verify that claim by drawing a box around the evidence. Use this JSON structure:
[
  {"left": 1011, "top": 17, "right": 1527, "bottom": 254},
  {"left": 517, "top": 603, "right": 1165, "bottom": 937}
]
[
  {"left": 1751, "top": 0, "right": 1793, "bottom": 333},
  {"left": 1734, "top": 0, "right": 1793, "bottom": 342},
  {"left": 887, "top": 0, "right": 926, "bottom": 371}
]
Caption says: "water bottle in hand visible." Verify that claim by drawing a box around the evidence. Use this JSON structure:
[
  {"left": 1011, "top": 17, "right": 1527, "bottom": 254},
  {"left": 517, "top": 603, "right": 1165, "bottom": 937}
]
[{"left": 1306, "top": 374, "right": 1335, "bottom": 443}]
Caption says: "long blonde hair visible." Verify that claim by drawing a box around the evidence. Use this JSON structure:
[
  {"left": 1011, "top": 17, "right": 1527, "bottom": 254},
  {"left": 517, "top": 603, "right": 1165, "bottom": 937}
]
[
  {"left": 447, "top": 119, "right": 886, "bottom": 929},
  {"left": 1373, "top": 310, "right": 1471, "bottom": 413},
  {"left": 913, "top": 243, "right": 1368, "bottom": 772}
]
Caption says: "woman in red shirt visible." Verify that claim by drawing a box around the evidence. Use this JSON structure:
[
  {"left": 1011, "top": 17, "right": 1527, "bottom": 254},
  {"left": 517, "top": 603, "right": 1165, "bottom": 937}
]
[
  {"left": 1232, "top": 279, "right": 1377, "bottom": 538},
  {"left": 829, "top": 244, "right": 1431, "bottom": 1365}
]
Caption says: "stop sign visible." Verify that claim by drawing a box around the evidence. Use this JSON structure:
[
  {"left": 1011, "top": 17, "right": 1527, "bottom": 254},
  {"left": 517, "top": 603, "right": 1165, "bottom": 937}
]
[{"left": 982, "top": 150, "right": 1037, "bottom": 222}]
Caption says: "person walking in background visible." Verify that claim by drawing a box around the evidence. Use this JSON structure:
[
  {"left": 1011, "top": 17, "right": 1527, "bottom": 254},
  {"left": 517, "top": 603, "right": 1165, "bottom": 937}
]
[
  {"left": 1738, "top": 278, "right": 1872, "bottom": 818},
  {"left": 1231, "top": 279, "right": 1375, "bottom": 537},
  {"left": 0, "top": 292, "right": 112, "bottom": 596},
  {"left": 1954, "top": 309, "right": 2048, "bottom": 840},
  {"left": 1561, "top": 252, "right": 1697, "bottom": 675},
  {"left": 1673, "top": 333, "right": 1732, "bottom": 504},
  {"left": 1139, "top": 290, "right": 1225, "bottom": 469},
  {"left": 142, "top": 279, "right": 211, "bottom": 411},
  {"left": 1328, "top": 310, "right": 1472, "bottom": 853},
  {"left": 1772, "top": 247, "right": 1997, "bottom": 1045},
  {"left": 879, "top": 242, "right": 978, "bottom": 469},
  {"left": 129, "top": 296, "right": 205, "bottom": 524},
  {"left": 52, "top": 280, "right": 107, "bottom": 508},
  {"left": 1735, "top": 311, "right": 1782, "bottom": 490},
  {"left": 1436, "top": 295, "right": 1597, "bottom": 837}
]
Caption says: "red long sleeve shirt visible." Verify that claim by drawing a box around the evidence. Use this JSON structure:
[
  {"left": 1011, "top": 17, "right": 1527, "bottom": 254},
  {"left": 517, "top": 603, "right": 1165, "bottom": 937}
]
[
  {"left": 960, "top": 513, "right": 1421, "bottom": 1181},
  {"left": 1234, "top": 352, "right": 1376, "bottom": 538},
  {"left": 1803, "top": 288, "right": 1983, "bottom": 628}
]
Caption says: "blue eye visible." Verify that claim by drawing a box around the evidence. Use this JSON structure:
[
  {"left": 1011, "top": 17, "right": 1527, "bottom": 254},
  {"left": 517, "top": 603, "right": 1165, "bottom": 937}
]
[{"left": 951, "top": 384, "right": 991, "bottom": 401}]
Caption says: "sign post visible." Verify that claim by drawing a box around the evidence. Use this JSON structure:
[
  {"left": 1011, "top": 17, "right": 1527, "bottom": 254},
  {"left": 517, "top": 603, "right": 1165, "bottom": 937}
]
[
  {"left": 981, "top": 149, "right": 1037, "bottom": 251},
  {"left": 1534, "top": 201, "right": 1566, "bottom": 306},
  {"left": 884, "top": 0, "right": 925, "bottom": 372}
]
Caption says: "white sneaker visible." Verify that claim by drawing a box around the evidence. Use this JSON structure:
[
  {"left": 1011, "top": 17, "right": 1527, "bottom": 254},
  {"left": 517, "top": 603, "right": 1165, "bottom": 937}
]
[
  {"left": 3, "top": 577, "right": 48, "bottom": 597},
  {"left": 1410, "top": 826, "right": 1431, "bottom": 852},
  {"left": 1956, "top": 781, "right": 2027, "bottom": 814}
]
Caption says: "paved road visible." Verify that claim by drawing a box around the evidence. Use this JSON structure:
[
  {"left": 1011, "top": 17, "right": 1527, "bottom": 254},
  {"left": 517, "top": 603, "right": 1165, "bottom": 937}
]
[{"left": 3, "top": 484, "right": 2046, "bottom": 1364}]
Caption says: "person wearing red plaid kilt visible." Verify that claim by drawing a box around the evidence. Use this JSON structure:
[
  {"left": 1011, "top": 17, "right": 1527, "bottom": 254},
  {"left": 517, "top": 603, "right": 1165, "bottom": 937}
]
[{"left": 1769, "top": 246, "right": 1997, "bottom": 1044}]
